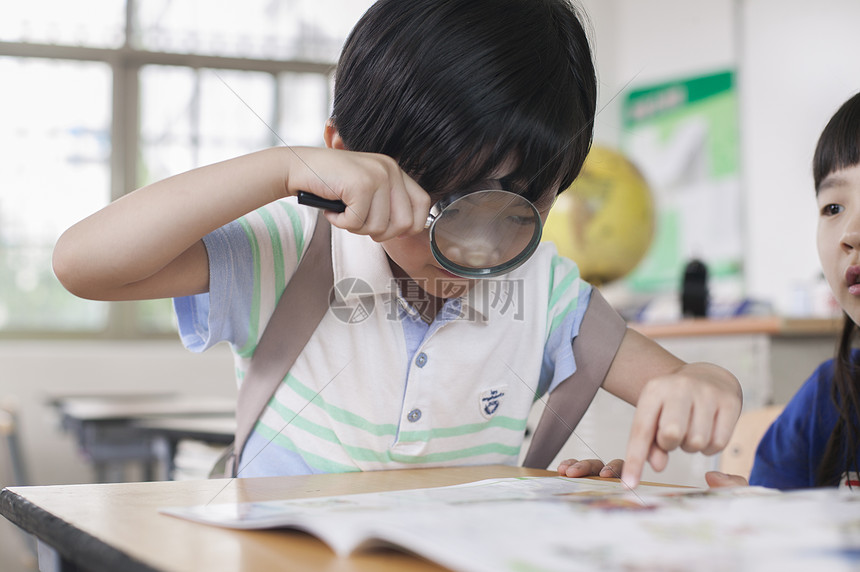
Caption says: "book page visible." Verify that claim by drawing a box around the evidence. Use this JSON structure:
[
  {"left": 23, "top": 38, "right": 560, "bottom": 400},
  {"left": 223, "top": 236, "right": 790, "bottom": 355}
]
[{"left": 161, "top": 476, "right": 860, "bottom": 571}]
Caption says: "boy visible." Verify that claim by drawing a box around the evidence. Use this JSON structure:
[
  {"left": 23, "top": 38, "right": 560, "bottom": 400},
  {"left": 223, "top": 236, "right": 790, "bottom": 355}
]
[{"left": 53, "top": 0, "right": 741, "bottom": 488}]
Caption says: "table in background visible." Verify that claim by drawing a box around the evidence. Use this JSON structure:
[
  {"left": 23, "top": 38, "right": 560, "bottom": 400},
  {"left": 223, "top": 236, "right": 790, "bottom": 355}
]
[
  {"left": 132, "top": 416, "right": 235, "bottom": 480},
  {"left": 49, "top": 393, "right": 235, "bottom": 482},
  {"left": 0, "top": 465, "right": 552, "bottom": 572}
]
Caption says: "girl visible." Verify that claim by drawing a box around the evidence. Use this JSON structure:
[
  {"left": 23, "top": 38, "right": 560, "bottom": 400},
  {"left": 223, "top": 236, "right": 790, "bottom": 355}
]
[{"left": 707, "top": 92, "right": 860, "bottom": 490}]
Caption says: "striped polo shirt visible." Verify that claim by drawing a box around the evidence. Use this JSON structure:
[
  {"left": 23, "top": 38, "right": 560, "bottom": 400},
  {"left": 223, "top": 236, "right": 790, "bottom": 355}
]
[{"left": 175, "top": 197, "right": 592, "bottom": 476}]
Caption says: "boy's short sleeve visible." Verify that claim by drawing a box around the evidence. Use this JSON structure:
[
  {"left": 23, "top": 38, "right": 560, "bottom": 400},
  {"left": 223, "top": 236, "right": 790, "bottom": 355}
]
[
  {"left": 173, "top": 199, "right": 315, "bottom": 353},
  {"left": 174, "top": 220, "right": 256, "bottom": 352},
  {"left": 538, "top": 253, "right": 626, "bottom": 397}
]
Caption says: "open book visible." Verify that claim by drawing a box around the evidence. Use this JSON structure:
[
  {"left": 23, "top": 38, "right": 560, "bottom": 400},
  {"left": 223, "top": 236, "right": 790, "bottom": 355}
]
[{"left": 162, "top": 476, "right": 858, "bottom": 572}]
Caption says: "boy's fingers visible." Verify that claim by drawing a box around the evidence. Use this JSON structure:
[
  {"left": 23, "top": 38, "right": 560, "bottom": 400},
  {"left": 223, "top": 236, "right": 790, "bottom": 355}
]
[
  {"left": 402, "top": 174, "right": 432, "bottom": 235},
  {"left": 623, "top": 400, "right": 661, "bottom": 489},
  {"left": 654, "top": 394, "right": 691, "bottom": 452},
  {"left": 363, "top": 186, "right": 396, "bottom": 239},
  {"left": 647, "top": 442, "right": 669, "bottom": 472},
  {"left": 379, "top": 181, "right": 417, "bottom": 241},
  {"left": 600, "top": 458, "right": 624, "bottom": 478},
  {"left": 702, "top": 405, "right": 740, "bottom": 455},
  {"left": 558, "top": 458, "right": 605, "bottom": 477},
  {"left": 681, "top": 401, "right": 715, "bottom": 453}
]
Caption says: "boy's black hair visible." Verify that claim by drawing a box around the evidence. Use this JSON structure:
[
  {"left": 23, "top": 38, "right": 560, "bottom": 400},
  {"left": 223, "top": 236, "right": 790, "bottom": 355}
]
[
  {"left": 812, "top": 91, "right": 860, "bottom": 487},
  {"left": 331, "top": 0, "right": 596, "bottom": 205}
]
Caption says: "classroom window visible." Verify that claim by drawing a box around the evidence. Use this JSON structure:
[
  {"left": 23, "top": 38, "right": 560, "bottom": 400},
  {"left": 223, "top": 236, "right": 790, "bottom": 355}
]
[
  {"left": 0, "top": 57, "right": 112, "bottom": 332},
  {"left": 139, "top": 66, "right": 277, "bottom": 184},
  {"left": 0, "top": 1, "right": 126, "bottom": 47},
  {"left": 0, "top": 0, "right": 374, "bottom": 338},
  {"left": 132, "top": 0, "right": 370, "bottom": 61}
]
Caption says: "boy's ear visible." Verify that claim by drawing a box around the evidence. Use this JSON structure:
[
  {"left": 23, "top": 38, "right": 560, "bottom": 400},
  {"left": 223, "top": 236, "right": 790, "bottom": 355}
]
[{"left": 324, "top": 119, "right": 347, "bottom": 150}]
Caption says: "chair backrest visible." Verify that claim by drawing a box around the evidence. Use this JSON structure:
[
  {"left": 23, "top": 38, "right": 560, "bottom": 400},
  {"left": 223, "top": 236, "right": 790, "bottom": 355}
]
[{"left": 719, "top": 404, "right": 784, "bottom": 479}]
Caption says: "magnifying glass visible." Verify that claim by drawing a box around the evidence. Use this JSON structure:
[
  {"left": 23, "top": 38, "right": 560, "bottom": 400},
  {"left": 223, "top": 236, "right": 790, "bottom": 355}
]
[{"left": 297, "top": 189, "right": 543, "bottom": 278}]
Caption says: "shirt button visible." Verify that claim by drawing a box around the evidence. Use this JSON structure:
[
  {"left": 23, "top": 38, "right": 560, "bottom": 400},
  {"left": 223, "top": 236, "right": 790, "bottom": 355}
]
[
  {"left": 415, "top": 352, "right": 428, "bottom": 368},
  {"left": 407, "top": 408, "right": 422, "bottom": 422}
]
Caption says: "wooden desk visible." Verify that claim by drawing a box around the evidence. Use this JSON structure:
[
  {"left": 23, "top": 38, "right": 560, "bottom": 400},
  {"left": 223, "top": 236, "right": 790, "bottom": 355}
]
[
  {"left": 3, "top": 466, "right": 858, "bottom": 572},
  {"left": 0, "top": 465, "right": 552, "bottom": 572}
]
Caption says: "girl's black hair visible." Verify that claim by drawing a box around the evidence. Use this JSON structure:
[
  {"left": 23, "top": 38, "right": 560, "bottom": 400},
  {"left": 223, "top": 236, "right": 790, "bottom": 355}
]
[
  {"left": 331, "top": 0, "right": 597, "bottom": 205},
  {"left": 812, "top": 92, "right": 860, "bottom": 487},
  {"left": 813, "top": 93, "right": 860, "bottom": 191}
]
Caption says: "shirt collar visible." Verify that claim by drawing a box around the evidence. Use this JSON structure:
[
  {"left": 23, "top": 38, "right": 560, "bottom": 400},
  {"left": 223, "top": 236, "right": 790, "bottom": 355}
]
[
  {"left": 329, "top": 227, "right": 491, "bottom": 322},
  {"left": 331, "top": 226, "right": 397, "bottom": 301}
]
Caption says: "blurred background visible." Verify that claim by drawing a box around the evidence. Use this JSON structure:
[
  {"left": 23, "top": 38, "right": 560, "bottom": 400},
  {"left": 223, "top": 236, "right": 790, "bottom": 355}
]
[{"left": 1, "top": 0, "right": 859, "bottom": 569}]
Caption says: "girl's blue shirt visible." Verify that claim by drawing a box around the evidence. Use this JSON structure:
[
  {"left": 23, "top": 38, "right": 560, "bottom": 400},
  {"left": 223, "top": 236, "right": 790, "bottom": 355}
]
[{"left": 750, "top": 350, "right": 859, "bottom": 489}]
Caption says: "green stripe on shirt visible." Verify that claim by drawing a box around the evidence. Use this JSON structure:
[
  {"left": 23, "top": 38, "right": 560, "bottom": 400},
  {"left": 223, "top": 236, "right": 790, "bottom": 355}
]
[
  {"left": 282, "top": 372, "right": 529, "bottom": 440},
  {"left": 252, "top": 422, "right": 360, "bottom": 473},
  {"left": 277, "top": 201, "right": 306, "bottom": 262},
  {"left": 257, "top": 207, "right": 287, "bottom": 300},
  {"left": 387, "top": 442, "right": 521, "bottom": 464},
  {"left": 546, "top": 255, "right": 583, "bottom": 337},
  {"left": 255, "top": 420, "right": 520, "bottom": 472},
  {"left": 283, "top": 373, "right": 399, "bottom": 436},
  {"left": 398, "top": 415, "right": 527, "bottom": 440},
  {"left": 548, "top": 255, "right": 580, "bottom": 310},
  {"left": 236, "top": 216, "right": 264, "bottom": 358}
]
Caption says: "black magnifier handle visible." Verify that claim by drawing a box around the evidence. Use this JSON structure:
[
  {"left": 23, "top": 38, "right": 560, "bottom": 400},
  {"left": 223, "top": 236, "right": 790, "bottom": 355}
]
[
  {"left": 298, "top": 191, "right": 435, "bottom": 228},
  {"left": 297, "top": 191, "right": 346, "bottom": 213}
]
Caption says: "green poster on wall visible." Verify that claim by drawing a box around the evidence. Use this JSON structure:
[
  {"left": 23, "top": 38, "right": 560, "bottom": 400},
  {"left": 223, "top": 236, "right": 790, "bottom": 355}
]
[{"left": 621, "top": 70, "right": 742, "bottom": 295}]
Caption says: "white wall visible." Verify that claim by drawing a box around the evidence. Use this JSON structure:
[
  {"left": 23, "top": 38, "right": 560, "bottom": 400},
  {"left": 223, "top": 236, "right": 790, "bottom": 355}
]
[
  {"left": 740, "top": 0, "right": 860, "bottom": 312},
  {"left": 584, "top": 0, "right": 860, "bottom": 314},
  {"left": 584, "top": 0, "right": 737, "bottom": 147}
]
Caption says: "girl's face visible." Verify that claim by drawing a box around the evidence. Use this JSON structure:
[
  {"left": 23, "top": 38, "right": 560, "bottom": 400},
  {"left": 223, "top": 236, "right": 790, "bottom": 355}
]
[{"left": 817, "top": 163, "right": 860, "bottom": 324}]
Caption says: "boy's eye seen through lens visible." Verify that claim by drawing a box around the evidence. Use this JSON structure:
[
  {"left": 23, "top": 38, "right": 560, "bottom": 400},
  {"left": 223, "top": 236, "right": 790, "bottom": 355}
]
[{"left": 506, "top": 214, "right": 536, "bottom": 226}]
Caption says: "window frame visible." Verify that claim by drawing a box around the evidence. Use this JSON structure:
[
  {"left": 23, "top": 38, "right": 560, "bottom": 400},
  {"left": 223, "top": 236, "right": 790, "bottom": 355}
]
[{"left": 0, "top": 3, "right": 337, "bottom": 340}]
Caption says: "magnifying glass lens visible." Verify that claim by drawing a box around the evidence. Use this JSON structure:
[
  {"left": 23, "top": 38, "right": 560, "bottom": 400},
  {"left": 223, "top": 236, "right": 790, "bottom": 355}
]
[{"left": 429, "top": 190, "right": 542, "bottom": 278}]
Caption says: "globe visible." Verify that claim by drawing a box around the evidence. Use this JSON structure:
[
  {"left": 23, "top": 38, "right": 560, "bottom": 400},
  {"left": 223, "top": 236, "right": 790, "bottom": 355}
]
[{"left": 542, "top": 146, "right": 655, "bottom": 285}]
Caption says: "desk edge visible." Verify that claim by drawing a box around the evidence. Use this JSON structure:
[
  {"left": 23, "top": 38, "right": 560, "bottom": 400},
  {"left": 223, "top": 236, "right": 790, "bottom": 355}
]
[{"left": 0, "top": 487, "right": 159, "bottom": 572}]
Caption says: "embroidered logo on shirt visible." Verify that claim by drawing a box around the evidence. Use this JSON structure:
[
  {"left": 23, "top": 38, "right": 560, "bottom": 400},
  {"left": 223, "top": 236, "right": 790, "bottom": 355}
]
[{"left": 480, "top": 387, "right": 507, "bottom": 418}]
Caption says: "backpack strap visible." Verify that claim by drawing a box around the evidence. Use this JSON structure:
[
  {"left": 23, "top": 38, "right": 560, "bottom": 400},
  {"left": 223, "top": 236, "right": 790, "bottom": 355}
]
[
  {"left": 522, "top": 288, "right": 628, "bottom": 469},
  {"left": 219, "top": 213, "right": 333, "bottom": 478}
]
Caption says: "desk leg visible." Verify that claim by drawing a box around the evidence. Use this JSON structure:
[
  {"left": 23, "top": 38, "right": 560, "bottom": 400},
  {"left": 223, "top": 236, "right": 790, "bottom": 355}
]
[
  {"left": 91, "top": 461, "right": 126, "bottom": 483},
  {"left": 37, "top": 539, "right": 83, "bottom": 572},
  {"left": 150, "top": 436, "right": 177, "bottom": 481}
]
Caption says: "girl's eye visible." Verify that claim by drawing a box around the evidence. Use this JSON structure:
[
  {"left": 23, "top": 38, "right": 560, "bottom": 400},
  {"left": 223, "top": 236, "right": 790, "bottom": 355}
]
[{"left": 821, "top": 204, "right": 844, "bottom": 216}]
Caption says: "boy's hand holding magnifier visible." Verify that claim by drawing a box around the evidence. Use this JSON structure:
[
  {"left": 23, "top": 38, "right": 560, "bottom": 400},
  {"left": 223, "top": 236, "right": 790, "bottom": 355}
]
[
  {"left": 284, "top": 146, "right": 431, "bottom": 243},
  {"left": 293, "top": 154, "right": 545, "bottom": 279}
]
